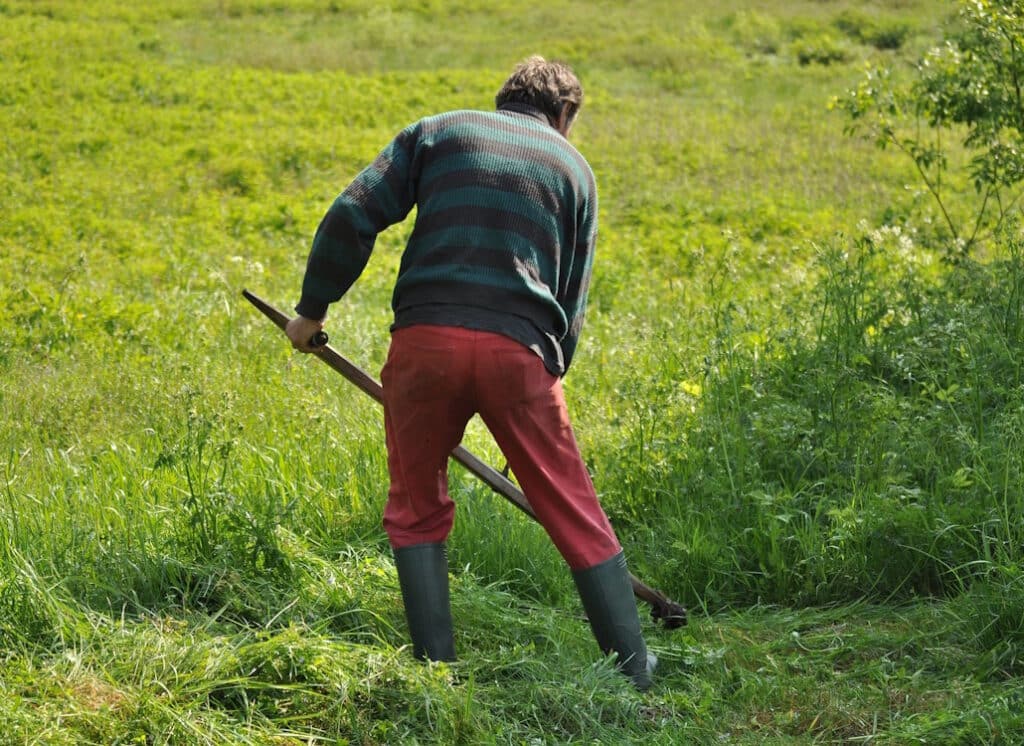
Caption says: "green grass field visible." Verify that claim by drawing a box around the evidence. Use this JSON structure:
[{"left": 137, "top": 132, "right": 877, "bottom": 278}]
[{"left": 3, "top": 0, "right": 1024, "bottom": 742}]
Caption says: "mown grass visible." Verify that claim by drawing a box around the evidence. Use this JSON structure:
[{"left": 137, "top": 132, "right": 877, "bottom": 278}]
[{"left": 2, "top": 0, "right": 1023, "bottom": 742}]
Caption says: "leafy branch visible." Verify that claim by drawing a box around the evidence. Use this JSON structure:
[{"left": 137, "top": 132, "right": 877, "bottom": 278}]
[{"left": 833, "top": 0, "right": 1024, "bottom": 258}]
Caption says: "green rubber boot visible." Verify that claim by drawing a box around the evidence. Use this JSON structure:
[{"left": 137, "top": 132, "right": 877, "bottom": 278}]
[
  {"left": 572, "top": 551, "right": 657, "bottom": 691},
  {"left": 393, "top": 543, "right": 456, "bottom": 662}
]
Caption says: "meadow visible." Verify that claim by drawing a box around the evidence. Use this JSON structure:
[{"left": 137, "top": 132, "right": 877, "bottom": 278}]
[{"left": 2, "top": 0, "right": 1023, "bottom": 742}]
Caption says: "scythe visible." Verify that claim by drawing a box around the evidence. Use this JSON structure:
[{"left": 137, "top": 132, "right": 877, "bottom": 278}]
[{"left": 242, "top": 288, "right": 686, "bottom": 628}]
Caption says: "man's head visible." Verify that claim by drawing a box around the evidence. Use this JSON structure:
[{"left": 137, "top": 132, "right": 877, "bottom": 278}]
[{"left": 495, "top": 56, "right": 583, "bottom": 135}]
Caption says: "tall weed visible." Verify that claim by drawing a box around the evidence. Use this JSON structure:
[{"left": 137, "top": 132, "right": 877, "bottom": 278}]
[{"left": 638, "top": 223, "right": 1024, "bottom": 607}]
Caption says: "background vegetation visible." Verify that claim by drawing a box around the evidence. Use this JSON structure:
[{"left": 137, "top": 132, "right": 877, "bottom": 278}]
[{"left": 2, "top": 0, "right": 1022, "bottom": 742}]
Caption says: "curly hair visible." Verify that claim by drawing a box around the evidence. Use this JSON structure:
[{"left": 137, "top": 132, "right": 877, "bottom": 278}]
[{"left": 495, "top": 55, "right": 583, "bottom": 128}]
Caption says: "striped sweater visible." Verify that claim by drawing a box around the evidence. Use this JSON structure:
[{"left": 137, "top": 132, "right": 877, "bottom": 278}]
[{"left": 296, "top": 102, "right": 598, "bottom": 375}]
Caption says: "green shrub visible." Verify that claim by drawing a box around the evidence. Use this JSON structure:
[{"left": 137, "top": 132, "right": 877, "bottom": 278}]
[
  {"left": 792, "top": 33, "right": 850, "bottom": 66},
  {"left": 834, "top": 9, "right": 911, "bottom": 51}
]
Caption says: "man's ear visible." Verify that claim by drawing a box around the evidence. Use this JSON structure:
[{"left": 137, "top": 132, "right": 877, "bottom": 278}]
[{"left": 555, "top": 106, "right": 572, "bottom": 137}]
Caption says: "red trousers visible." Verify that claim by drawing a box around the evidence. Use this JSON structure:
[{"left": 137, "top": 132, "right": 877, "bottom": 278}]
[{"left": 380, "top": 325, "right": 621, "bottom": 571}]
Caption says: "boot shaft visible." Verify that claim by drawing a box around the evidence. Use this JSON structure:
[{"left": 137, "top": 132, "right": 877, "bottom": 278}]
[
  {"left": 393, "top": 542, "right": 456, "bottom": 662},
  {"left": 572, "top": 551, "right": 656, "bottom": 690}
]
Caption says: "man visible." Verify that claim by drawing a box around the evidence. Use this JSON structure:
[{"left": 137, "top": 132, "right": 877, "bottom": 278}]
[{"left": 285, "top": 56, "right": 656, "bottom": 690}]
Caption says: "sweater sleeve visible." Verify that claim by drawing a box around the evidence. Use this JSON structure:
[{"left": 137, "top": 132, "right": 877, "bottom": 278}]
[
  {"left": 295, "top": 126, "right": 419, "bottom": 319},
  {"left": 557, "top": 178, "right": 598, "bottom": 374}
]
